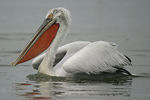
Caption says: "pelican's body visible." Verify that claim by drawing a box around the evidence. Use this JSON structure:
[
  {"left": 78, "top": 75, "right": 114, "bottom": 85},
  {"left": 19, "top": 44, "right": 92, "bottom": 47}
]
[
  {"left": 32, "top": 41, "right": 91, "bottom": 76},
  {"left": 12, "top": 7, "right": 132, "bottom": 77}
]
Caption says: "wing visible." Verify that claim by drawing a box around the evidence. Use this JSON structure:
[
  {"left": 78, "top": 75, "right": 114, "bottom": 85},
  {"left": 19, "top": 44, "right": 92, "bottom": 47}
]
[
  {"left": 32, "top": 41, "right": 90, "bottom": 70},
  {"left": 53, "top": 41, "right": 91, "bottom": 67},
  {"left": 63, "top": 41, "right": 132, "bottom": 74},
  {"left": 53, "top": 41, "right": 91, "bottom": 76}
]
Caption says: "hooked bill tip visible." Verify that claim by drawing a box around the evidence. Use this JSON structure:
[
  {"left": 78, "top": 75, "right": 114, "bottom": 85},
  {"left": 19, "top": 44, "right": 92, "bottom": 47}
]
[{"left": 12, "top": 61, "right": 17, "bottom": 66}]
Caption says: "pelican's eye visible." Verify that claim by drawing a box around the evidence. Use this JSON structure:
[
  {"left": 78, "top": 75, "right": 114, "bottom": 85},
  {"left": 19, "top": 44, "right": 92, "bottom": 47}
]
[{"left": 48, "top": 14, "right": 53, "bottom": 19}]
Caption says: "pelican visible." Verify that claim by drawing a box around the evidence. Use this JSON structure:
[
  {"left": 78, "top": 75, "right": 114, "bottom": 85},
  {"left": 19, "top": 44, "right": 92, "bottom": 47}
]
[{"left": 12, "top": 7, "right": 132, "bottom": 77}]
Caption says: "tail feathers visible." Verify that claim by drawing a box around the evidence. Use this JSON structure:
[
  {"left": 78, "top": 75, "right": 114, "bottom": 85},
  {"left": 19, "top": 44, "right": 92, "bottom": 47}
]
[
  {"left": 124, "top": 55, "right": 132, "bottom": 63},
  {"left": 116, "top": 67, "right": 132, "bottom": 76}
]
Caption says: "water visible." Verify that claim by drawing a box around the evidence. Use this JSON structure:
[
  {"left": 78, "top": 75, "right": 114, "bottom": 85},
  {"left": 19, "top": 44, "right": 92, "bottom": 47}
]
[{"left": 0, "top": 0, "right": 150, "bottom": 100}]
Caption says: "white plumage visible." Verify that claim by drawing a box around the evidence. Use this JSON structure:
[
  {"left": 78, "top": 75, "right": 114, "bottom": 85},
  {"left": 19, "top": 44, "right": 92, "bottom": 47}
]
[
  {"left": 33, "top": 40, "right": 131, "bottom": 76},
  {"left": 34, "top": 8, "right": 131, "bottom": 76},
  {"left": 63, "top": 41, "right": 131, "bottom": 75},
  {"left": 13, "top": 7, "right": 132, "bottom": 77}
]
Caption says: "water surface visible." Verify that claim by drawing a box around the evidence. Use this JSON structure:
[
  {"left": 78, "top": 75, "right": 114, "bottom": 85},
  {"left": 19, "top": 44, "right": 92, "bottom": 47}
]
[{"left": 0, "top": 0, "right": 150, "bottom": 100}]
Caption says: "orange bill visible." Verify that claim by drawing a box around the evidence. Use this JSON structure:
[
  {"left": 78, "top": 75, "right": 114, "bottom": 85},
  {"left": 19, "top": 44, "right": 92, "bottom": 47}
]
[{"left": 12, "top": 19, "right": 59, "bottom": 66}]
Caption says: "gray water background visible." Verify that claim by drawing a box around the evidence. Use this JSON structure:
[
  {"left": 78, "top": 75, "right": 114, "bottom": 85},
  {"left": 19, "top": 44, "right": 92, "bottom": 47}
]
[{"left": 0, "top": 0, "right": 150, "bottom": 100}]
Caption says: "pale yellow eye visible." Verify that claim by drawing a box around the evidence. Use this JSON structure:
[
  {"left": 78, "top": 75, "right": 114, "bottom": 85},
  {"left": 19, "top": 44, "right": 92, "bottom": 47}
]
[{"left": 48, "top": 14, "right": 53, "bottom": 19}]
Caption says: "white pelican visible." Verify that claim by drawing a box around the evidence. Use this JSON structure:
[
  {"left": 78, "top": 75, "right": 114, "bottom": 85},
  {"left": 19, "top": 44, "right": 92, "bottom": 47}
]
[{"left": 12, "top": 7, "right": 132, "bottom": 77}]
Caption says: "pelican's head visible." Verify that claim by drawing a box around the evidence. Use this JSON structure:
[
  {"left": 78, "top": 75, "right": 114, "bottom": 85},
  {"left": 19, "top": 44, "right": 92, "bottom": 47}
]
[
  {"left": 45, "top": 7, "right": 71, "bottom": 26},
  {"left": 12, "top": 7, "right": 71, "bottom": 66}
]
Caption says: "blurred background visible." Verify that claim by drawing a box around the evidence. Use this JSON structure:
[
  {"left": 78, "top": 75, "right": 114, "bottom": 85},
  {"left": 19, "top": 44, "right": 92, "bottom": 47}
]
[
  {"left": 0, "top": 0, "right": 150, "bottom": 100},
  {"left": 1, "top": 0, "right": 150, "bottom": 68}
]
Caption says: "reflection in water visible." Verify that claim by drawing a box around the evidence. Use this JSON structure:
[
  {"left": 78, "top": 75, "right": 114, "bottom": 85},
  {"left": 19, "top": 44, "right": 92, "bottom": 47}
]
[{"left": 13, "top": 73, "right": 132, "bottom": 100}]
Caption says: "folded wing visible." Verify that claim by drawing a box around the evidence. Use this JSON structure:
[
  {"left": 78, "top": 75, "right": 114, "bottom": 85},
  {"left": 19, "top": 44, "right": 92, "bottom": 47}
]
[{"left": 63, "top": 41, "right": 132, "bottom": 74}]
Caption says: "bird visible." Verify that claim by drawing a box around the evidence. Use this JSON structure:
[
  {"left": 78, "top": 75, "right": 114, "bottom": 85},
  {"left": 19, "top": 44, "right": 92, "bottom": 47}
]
[{"left": 12, "top": 7, "right": 132, "bottom": 77}]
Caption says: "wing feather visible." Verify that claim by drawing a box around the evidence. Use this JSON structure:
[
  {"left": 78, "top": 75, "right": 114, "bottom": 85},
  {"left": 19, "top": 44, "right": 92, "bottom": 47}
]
[{"left": 63, "top": 41, "right": 131, "bottom": 74}]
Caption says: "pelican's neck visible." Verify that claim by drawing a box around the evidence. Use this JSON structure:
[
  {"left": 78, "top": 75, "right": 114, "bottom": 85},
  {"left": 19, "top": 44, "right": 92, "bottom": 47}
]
[{"left": 38, "top": 23, "right": 69, "bottom": 76}]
